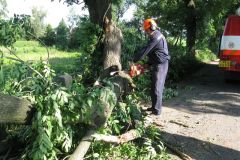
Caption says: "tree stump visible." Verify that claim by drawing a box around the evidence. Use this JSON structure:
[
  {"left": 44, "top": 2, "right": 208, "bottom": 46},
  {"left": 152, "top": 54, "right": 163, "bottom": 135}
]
[{"left": 0, "top": 93, "right": 32, "bottom": 124}]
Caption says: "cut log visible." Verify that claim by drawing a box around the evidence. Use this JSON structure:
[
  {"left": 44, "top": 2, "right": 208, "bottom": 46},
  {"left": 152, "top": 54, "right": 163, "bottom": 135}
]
[
  {"left": 0, "top": 93, "right": 33, "bottom": 124},
  {"left": 68, "top": 130, "right": 96, "bottom": 160}
]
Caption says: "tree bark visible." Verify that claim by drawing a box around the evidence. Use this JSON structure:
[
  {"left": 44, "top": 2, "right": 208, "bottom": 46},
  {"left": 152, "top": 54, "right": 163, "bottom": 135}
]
[
  {"left": 184, "top": 0, "right": 197, "bottom": 56},
  {"left": 0, "top": 93, "right": 32, "bottom": 124},
  {"left": 67, "top": 1, "right": 135, "bottom": 159},
  {"left": 68, "top": 20, "right": 133, "bottom": 159},
  {"left": 68, "top": 130, "right": 96, "bottom": 160},
  {"left": 103, "top": 17, "right": 122, "bottom": 72},
  {"left": 84, "top": 0, "right": 112, "bottom": 27}
]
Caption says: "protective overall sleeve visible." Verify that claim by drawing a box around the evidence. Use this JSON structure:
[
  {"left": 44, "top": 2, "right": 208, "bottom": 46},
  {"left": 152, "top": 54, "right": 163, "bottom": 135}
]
[{"left": 133, "top": 35, "right": 159, "bottom": 63}]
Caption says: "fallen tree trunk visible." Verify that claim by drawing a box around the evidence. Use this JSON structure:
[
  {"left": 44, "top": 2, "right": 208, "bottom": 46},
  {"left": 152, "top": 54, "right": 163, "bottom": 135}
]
[
  {"left": 68, "top": 17, "right": 129, "bottom": 160},
  {"left": 0, "top": 93, "right": 32, "bottom": 124}
]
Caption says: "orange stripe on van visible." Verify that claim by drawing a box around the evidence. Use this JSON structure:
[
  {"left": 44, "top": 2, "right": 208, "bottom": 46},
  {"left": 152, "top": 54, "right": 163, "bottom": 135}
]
[{"left": 221, "top": 50, "right": 240, "bottom": 55}]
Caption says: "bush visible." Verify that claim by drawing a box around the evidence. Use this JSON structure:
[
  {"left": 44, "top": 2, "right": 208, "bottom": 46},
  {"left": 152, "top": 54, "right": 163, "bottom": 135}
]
[{"left": 195, "top": 49, "right": 217, "bottom": 62}]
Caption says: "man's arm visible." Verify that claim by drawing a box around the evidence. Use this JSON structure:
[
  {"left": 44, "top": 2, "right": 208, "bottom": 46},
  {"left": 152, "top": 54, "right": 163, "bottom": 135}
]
[{"left": 133, "top": 35, "right": 160, "bottom": 63}]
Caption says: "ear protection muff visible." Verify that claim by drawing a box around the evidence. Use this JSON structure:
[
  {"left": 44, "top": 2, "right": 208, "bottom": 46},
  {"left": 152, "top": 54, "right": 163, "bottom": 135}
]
[{"left": 150, "top": 21, "right": 157, "bottom": 31}]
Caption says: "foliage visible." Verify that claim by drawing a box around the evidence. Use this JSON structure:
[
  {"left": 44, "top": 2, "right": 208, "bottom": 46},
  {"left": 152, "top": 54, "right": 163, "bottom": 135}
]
[
  {"left": 163, "top": 87, "right": 178, "bottom": 100},
  {"left": 68, "top": 27, "right": 82, "bottom": 49},
  {"left": 0, "top": 0, "right": 7, "bottom": 18},
  {"left": 0, "top": 58, "right": 169, "bottom": 159},
  {"left": 41, "top": 24, "right": 56, "bottom": 46},
  {"left": 31, "top": 7, "right": 47, "bottom": 38},
  {"left": 166, "top": 42, "right": 202, "bottom": 84},
  {"left": 134, "top": 0, "right": 240, "bottom": 55},
  {"left": 73, "top": 17, "right": 101, "bottom": 53},
  {"left": 67, "top": 7, "right": 82, "bottom": 31},
  {"left": 2, "top": 59, "right": 118, "bottom": 159},
  {"left": 0, "top": 15, "right": 25, "bottom": 47},
  {"left": 0, "top": 50, "right": 4, "bottom": 86},
  {"left": 55, "top": 19, "right": 70, "bottom": 50},
  {"left": 195, "top": 49, "right": 217, "bottom": 62},
  {"left": 112, "top": 0, "right": 134, "bottom": 21},
  {"left": 70, "top": 17, "right": 102, "bottom": 81},
  {"left": 119, "top": 22, "right": 145, "bottom": 69},
  {"left": 19, "top": 14, "right": 35, "bottom": 40},
  {"left": 0, "top": 13, "right": 34, "bottom": 46}
]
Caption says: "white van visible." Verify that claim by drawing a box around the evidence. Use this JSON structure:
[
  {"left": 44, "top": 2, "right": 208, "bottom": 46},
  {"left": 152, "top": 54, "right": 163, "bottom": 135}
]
[{"left": 219, "top": 9, "right": 240, "bottom": 80}]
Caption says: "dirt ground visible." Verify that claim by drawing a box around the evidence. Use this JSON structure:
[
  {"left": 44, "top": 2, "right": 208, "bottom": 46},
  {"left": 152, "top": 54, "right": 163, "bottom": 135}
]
[{"left": 147, "top": 61, "right": 240, "bottom": 160}]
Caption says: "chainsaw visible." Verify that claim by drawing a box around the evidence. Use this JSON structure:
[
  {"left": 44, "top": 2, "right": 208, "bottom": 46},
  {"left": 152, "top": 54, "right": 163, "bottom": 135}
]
[
  {"left": 108, "top": 63, "right": 147, "bottom": 78},
  {"left": 129, "top": 64, "right": 146, "bottom": 78}
]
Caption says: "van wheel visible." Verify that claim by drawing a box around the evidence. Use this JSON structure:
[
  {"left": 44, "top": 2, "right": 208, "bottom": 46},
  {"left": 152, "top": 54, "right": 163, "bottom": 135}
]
[{"left": 224, "top": 71, "right": 240, "bottom": 82}]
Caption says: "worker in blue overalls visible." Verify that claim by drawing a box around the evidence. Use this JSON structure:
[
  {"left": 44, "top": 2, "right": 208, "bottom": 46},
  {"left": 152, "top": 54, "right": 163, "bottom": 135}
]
[{"left": 132, "top": 18, "right": 170, "bottom": 115}]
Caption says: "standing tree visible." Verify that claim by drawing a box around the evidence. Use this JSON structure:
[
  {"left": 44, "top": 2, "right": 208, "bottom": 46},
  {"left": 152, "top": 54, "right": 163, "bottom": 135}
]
[
  {"left": 63, "top": 0, "right": 123, "bottom": 75},
  {"left": 31, "top": 7, "right": 47, "bottom": 38},
  {"left": 55, "top": 19, "right": 69, "bottom": 50},
  {"left": 42, "top": 24, "right": 56, "bottom": 46},
  {"left": 54, "top": 0, "right": 135, "bottom": 159},
  {"left": 0, "top": 0, "right": 7, "bottom": 19}
]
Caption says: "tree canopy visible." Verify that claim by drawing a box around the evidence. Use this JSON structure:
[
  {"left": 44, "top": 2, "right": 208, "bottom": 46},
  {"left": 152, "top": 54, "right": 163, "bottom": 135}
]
[{"left": 135, "top": 0, "right": 240, "bottom": 54}]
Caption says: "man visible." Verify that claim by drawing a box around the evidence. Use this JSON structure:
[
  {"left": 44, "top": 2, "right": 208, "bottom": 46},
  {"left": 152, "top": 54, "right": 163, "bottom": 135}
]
[{"left": 132, "top": 18, "right": 170, "bottom": 115}]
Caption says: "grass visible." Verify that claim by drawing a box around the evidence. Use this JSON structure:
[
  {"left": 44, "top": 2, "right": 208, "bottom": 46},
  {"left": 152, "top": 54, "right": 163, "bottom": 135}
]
[{"left": 1, "top": 40, "right": 81, "bottom": 74}]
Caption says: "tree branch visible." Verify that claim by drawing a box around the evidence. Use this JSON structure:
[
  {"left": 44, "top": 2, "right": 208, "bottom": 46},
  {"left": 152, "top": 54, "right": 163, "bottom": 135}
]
[
  {"left": 27, "top": 31, "right": 50, "bottom": 63},
  {"left": 163, "top": 142, "right": 192, "bottom": 160},
  {"left": 5, "top": 47, "right": 44, "bottom": 78},
  {"left": 92, "top": 129, "right": 141, "bottom": 144}
]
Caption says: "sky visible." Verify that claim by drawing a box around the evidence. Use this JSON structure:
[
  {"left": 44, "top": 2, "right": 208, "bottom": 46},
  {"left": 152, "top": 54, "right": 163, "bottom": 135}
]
[
  {"left": 6, "top": 0, "right": 87, "bottom": 27},
  {"left": 6, "top": 0, "right": 135, "bottom": 27}
]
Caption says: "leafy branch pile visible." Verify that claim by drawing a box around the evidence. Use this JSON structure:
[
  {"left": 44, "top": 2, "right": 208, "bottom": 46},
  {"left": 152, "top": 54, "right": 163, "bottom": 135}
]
[
  {"left": 0, "top": 8, "right": 171, "bottom": 160},
  {"left": 1, "top": 59, "right": 168, "bottom": 159}
]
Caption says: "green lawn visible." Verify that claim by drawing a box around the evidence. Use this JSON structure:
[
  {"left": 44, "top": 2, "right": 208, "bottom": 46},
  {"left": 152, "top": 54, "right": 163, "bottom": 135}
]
[{"left": 1, "top": 40, "right": 81, "bottom": 74}]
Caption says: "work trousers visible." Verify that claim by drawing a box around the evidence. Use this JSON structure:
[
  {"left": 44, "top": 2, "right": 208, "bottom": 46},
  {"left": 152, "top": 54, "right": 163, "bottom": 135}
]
[{"left": 150, "top": 61, "right": 169, "bottom": 114}]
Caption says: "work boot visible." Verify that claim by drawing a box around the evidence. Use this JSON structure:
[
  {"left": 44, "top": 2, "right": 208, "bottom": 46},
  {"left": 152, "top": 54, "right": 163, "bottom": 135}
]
[{"left": 146, "top": 108, "right": 161, "bottom": 115}]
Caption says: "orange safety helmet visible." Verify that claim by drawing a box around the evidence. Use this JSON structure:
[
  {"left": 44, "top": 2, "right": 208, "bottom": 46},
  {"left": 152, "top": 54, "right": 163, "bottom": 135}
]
[{"left": 143, "top": 18, "right": 157, "bottom": 31}]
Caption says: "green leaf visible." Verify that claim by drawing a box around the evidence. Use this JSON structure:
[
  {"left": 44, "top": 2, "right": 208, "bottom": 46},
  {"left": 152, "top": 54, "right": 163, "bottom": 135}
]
[
  {"left": 42, "top": 132, "right": 53, "bottom": 149},
  {"left": 87, "top": 98, "right": 93, "bottom": 107},
  {"left": 93, "top": 153, "right": 99, "bottom": 158},
  {"left": 55, "top": 108, "right": 63, "bottom": 127}
]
